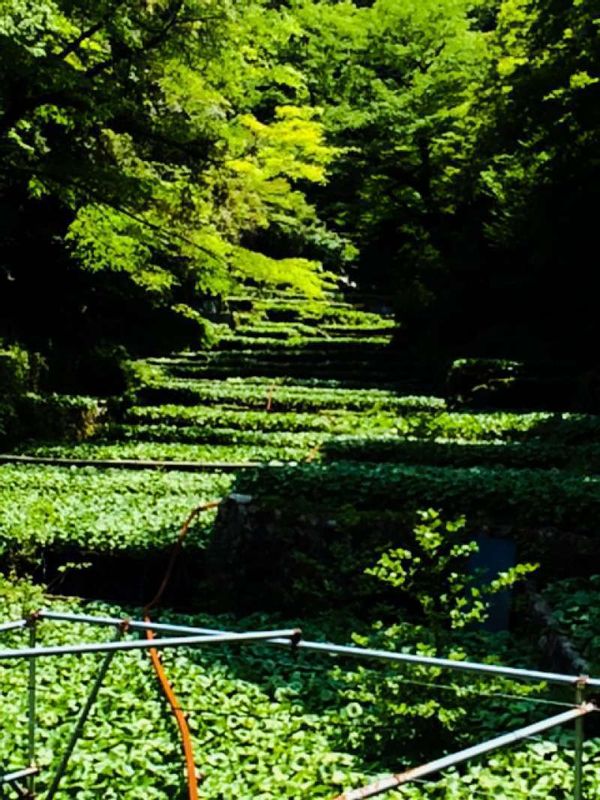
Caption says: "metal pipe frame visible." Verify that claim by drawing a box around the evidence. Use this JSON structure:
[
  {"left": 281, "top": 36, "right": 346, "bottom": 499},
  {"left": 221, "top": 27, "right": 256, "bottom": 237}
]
[
  {"left": 0, "top": 621, "right": 27, "bottom": 635},
  {"left": 39, "top": 610, "right": 600, "bottom": 688},
  {"left": 45, "top": 630, "right": 122, "bottom": 800},
  {"left": 334, "top": 703, "right": 597, "bottom": 800},
  {"left": 0, "top": 611, "right": 597, "bottom": 800},
  {"left": 0, "top": 628, "right": 300, "bottom": 661},
  {"left": 574, "top": 680, "right": 586, "bottom": 800},
  {"left": 0, "top": 767, "right": 39, "bottom": 785},
  {"left": 27, "top": 620, "right": 37, "bottom": 797}
]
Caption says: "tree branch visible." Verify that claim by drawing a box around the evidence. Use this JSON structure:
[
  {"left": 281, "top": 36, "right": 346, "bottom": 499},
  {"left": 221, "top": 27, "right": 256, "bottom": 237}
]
[
  {"left": 57, "top": 1, "right": 129, "bottom": 61},
  {"left": 83, "top": 1, "right": 185, "bottom": 80},
  {"left": 57, "top": 20, "right": 105, "bottom": 60}
]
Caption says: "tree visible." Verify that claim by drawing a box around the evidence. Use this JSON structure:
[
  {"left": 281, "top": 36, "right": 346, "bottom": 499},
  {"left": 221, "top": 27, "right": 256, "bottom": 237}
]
[
  {"left": 259, "top": 0, "right": 599, "bottom": 369},
  {"left": 0, "top": 0, "right": 338, "bottom": 386}
]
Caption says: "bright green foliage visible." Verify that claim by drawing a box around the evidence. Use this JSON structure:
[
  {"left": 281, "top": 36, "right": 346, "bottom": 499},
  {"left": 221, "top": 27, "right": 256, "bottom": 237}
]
[
  {"left": 1, "top": 577, "right": 596, "bottom": 799},
  {"left": 336, "top": 509, "right": 540, "bottom": 763},
  {"left": 16, "top": 440, "right": 307, "bottom": 463},
  {"left": 217, "top": 0, "right": 599, "bottom": 362},
  {"left": 543, "top": 576, "right": 600, "bottom": 672},
  {"left": 0, "top": 0, "right": 342, "bottom": 362},
  {"left": 367, "top": 509, "right": 537, "bottom": 633},
  {"left": 2, "top": 0, "right": 599, "bottom": 368},
  {"left": 129, "top": 369, "right": 445, "bottom": 410},
  {"left": 0, "top": 343, "right": 31, "bottom": 396},
  {"left": 0, "top": 465, "right": 233, "bottom": 562},
  {"left": 16, "top": 407, "right": 600, "bottom": 471},
  {"left": 264, "top": 0, "right": 495, "bottom": 308},
  {"left": 125, "top": 404, "right": 400, "bottom": 432}
]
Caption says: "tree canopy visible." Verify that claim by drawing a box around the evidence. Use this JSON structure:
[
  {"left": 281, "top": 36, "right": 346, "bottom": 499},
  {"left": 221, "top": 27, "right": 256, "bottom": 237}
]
[{"left": 1, "top": 0, "right": 598, "bottom": 383}]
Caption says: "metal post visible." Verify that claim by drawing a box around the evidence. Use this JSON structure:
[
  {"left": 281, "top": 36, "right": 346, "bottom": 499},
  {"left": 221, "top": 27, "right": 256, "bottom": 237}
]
[
  {"left": 0, "top": 620, "right": 28, "bottom": 635},
  {"left": 334, "top": 703, "right": 597, "bottom": 800},
  {"left": 27, "top": 616, "right": 38, "bottom": 797},
  {"left": 574, "top": 678, "right": 587, "bottom": 800},
  {"left": 44, "top": 628, "right": 122, "bottom": 800}
]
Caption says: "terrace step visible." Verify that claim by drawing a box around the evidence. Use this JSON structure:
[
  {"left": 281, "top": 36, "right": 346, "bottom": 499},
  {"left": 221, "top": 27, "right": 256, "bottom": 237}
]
[
  {"left": 215, "top": 337, "right": 392, "bottom": 352},
  {"left": 135, "top": 376, "right": 432, "bottom": 403},
  {"left": 0, "top": 453, "right": 259, "bottom": 471}
]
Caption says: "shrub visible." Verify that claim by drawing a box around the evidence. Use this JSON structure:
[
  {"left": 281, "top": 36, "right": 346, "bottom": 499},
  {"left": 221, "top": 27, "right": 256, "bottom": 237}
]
[
  {"left": 0, "top": 344, "right": 31, "bottom": 396},
  {"left": 233, "top": 463, "right": 600, "bottom": 530},
  {"left": 447, "top": 358, "right": 524, "bottom": 408},
  {"left": 0, "top": 465, "right": 233, "bottom": 567},
  {"left": 130, "top": 370, "right": 445, "bottom": 412},
  {"left": 16, "top": 394, "right": 105, "bottom": 442},
  {"left": 323, "top": 436, "right": 600, "bottom": 471}
]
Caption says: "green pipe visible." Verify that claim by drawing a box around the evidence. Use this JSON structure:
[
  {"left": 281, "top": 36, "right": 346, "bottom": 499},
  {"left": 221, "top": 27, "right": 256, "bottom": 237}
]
[
  {"left": 27, "top": 619, "right": 37, "bottom": 796},
  {"left": 574, "top": 680, "right": 586, "bottom": 800},
  {"left": 45, "top": 629, "right": 121, "bottom": 800}
]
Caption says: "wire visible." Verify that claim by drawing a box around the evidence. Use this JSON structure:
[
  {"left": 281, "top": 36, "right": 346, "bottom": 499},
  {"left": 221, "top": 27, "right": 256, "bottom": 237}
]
[
  {"left": 170, "top": 705, "right": 579, "bottom": 731},
  {"left": 378, "top": 675, "right": 577, "bottom": 709},
  {"left": 143, "top": 499, "right": 223, "bottom": 800},
  {"left": 145, "top": 624, "right": 200, "bottom": 800},
  {"left": 143, "top": 500, "right": 221, "bottom": 615}
]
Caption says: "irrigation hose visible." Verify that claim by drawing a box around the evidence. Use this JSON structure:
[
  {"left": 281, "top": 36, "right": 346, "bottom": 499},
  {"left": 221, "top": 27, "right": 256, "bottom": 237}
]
[
  {"left": 143, "top": 501, "right": 221, "bottom": 614},
  {"left": 145, "top": 623, "right": 201, "bottom": 800},
  {"left": 266, "top": 382, "right": 275, "bottom": 411},
  {"left": 143, "top": 499, "right": 222, "bottom": 800}
]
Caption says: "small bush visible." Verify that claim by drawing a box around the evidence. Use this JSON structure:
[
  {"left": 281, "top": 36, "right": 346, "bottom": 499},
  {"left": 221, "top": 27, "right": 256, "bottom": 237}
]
[
  {"left": 15, "top": 394, "right": 105, "bottom": 442},
  {"left": 0, "top": 344, "right": 31, "bottom": 396},
  {"left": 447, "top": 358, "right": 524, "bottom": 408}
]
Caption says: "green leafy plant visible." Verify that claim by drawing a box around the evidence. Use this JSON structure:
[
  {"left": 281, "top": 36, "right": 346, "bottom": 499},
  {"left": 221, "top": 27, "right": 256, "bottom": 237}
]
[
  {"left": 0, "top": 576, "right": 595, "bottom": 800},
  {"left": 367, "top": 509, "right": 538, "bottom": 636},
  {"left": 0, "top": 465, "right": 233, "bottom": 563}
]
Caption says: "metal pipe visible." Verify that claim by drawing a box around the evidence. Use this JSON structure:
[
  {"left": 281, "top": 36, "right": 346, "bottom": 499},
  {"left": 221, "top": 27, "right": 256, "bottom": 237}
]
[
  {"left": 27, "top": 620, "right": 37, "bottom": 796},
  {"left": 0, "top": 629, "right": 300, "bottom": 661},
  {"left": 334, "top": 703, "right": 597, "bottom": 800},
  {"left": 0, "top": 620, "right": 27, "bottom": 634},
  {"left": 286, "top": 641, "right": 600, "bottom": 688},
  {"left": 0, "top": 454, "right": 260, "bottom": 472},
  {"left": 45, "top": 630, "right": 121, "bottom": 800},
  {"left": 0, "top": 767, "right": 39, "bottom": 785},
  {"left": 39, "top": 611, "right": 600, "bottom": 688},
  {"left": 574, "top": 680, "right": 586, "bottom": 800},
  {"left": 41, "top": 610, "right": 223, "bottom": 637}
]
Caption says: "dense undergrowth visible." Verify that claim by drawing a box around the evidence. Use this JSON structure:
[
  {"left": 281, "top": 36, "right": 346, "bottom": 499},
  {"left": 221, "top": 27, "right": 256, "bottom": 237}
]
[
  {"left": 1, "top": 293, "right": 598, "bottom": 797},
  {"left": 1, "top": 577, "right": 597, "bottom": 800}
]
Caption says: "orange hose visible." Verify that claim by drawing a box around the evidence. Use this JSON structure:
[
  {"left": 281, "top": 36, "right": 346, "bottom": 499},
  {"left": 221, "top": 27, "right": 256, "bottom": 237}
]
[
  {"left": 145, "top": 623, "right": 200, "bottom": 800},
  {"left": 144, "top": 499, "right": 222, "bottom": 800},
  {"left": 266, "top": 382, "right": 275, "bottom": 411},
  {"left": 305, "top": 442, "right": 322, "bottom": 463},
  {"left": 144, "top": 501, "right": 221, "bottom": 615}
]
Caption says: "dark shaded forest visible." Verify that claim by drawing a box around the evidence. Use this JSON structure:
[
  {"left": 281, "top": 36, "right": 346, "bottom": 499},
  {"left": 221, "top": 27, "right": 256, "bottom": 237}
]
[{"left": 1, "top": 0, "right": 598, "bottom": 394}]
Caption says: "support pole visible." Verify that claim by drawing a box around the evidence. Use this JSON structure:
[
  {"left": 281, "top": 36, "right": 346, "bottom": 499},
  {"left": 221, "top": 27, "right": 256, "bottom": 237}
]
[
  {"left": 574, "top": 678, "right": 587, "bottom": 800},
  {"left": 27, "top": 616, "right": 38, "bottom": 797},
  {"left": 334, "top": 703, "right": 597, "bottom": 800},
  {"left": 39, "top": 610, "right": 600, "bottom": 689},
  {"left": 0, "top": 768, "right": 39, "bottom": 786},
  {"left": 0, "top": 628, "right": 300, "bottom": 661},
  {"left": 45, "top": 629, "right": 122, "bottom": 800}
]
